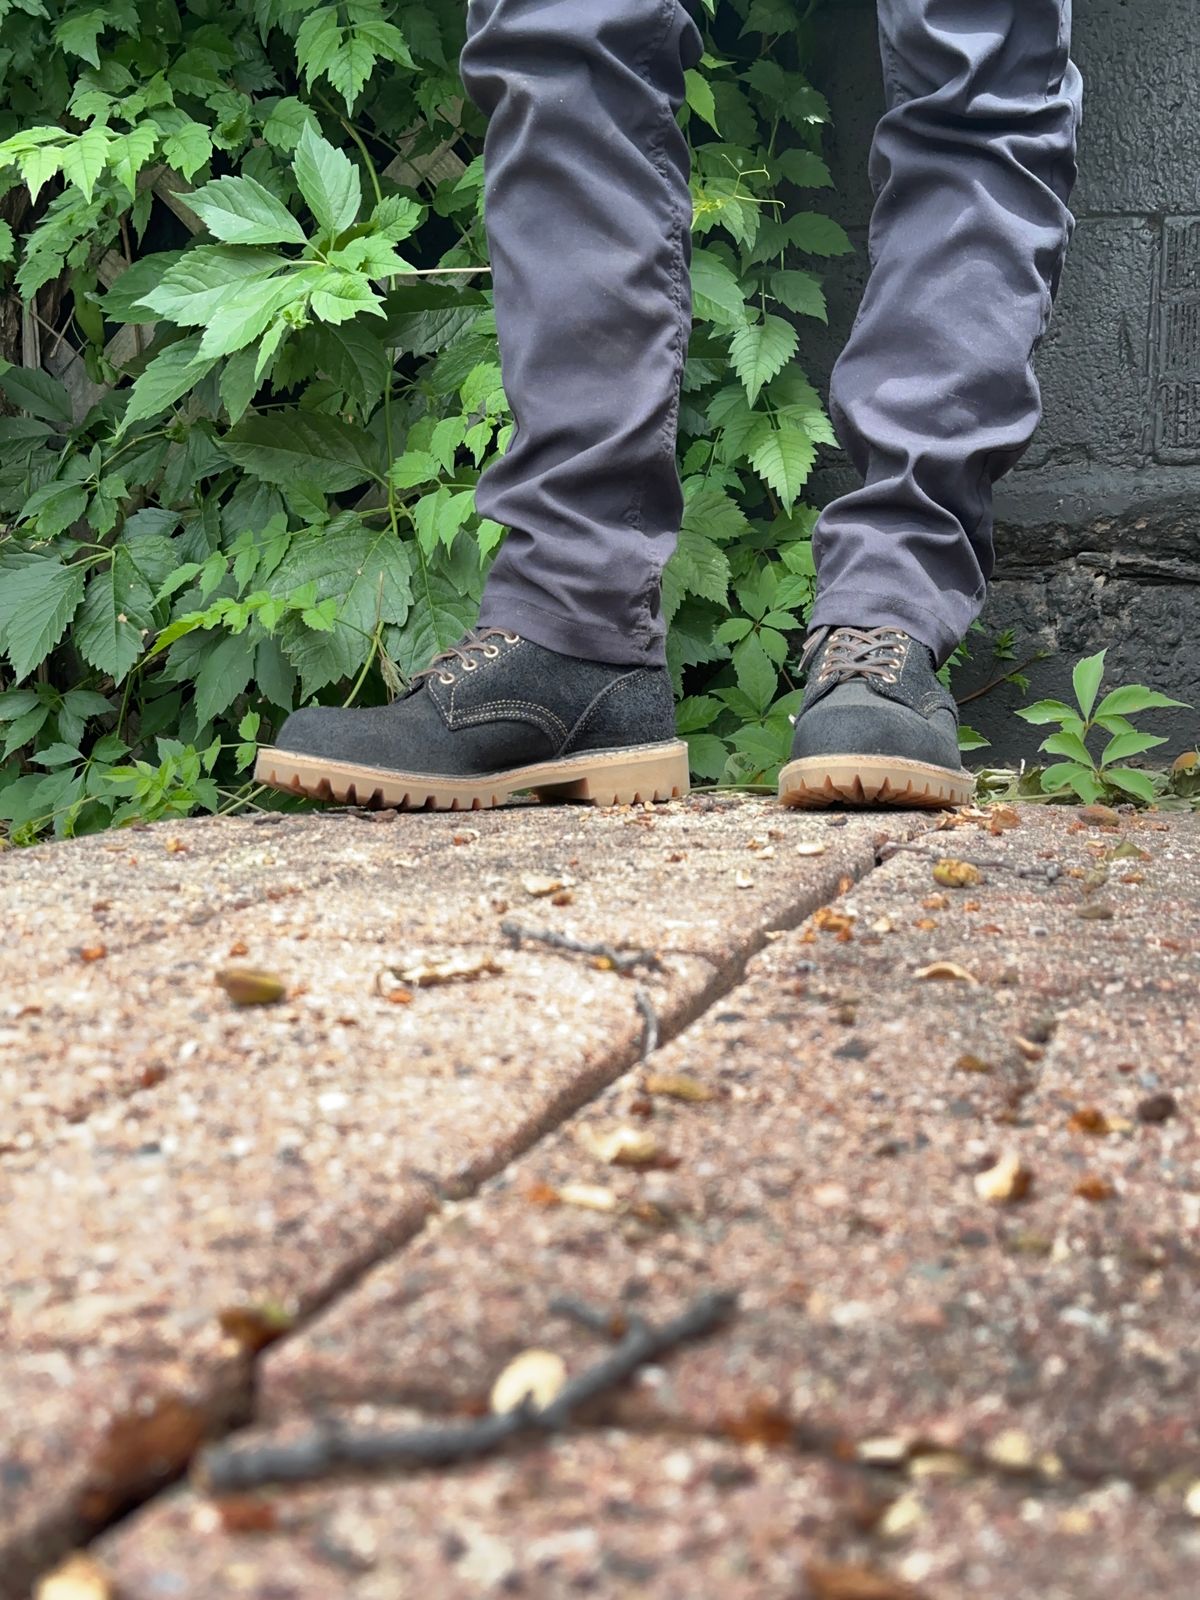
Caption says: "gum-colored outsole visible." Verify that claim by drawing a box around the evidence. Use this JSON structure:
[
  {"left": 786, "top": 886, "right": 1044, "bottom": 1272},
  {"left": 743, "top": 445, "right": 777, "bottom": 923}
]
[
  {"left": 778, "top": 754, "right": 975, "bottom": 811},
  {"left": 254, "top": 740, "right": 691, "bottom": 812}
]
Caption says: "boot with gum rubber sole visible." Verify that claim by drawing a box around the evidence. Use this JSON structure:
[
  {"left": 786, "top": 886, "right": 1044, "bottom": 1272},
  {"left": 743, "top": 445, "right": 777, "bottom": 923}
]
[
  {"left": 779, "top": 624, "right": 975, "bottom": 811},
  {"left": 254, "top": 628, "right": 691, "bottom": 813}
]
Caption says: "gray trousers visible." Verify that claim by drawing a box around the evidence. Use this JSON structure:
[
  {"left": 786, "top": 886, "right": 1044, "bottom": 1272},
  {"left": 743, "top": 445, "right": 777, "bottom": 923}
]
[{"left": 462, "top": 1, "right": 1083, "bottom": 669}]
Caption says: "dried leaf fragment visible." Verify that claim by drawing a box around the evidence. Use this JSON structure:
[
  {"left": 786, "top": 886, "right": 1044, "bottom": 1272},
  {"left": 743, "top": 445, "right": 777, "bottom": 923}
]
[
  {"left": 1109, "top": 840, "right": 1151, "bottom": 861},
  {"left": 644, "top": 1071, "right": 715, "bottom": 1103},
  {"left": 218, "top": 1302, "right": 294, "bottom": 1352},
  {"left": 165, "top": 836, "right": 190, "bottom": 854},
  {"left": 914, "top": 961, "right": 979, "bottom": 985},
  {"left": 1173, "top": 751, "right": 1198, "bottom": 774},
  {"left": 556, "top": 1182, "right": 618, "bottom": 1213},
  {"left": 1079, "top": 804, "right": 1121, "bottom": 829},
  {"left": 813, "top": 906, "right": 856, "bottom": 935},
  {"left": 78, "top": 944, "right": 107, "bottom": 963},
  {"left": 1076, "top": 901, "right": 1115, "bottom": 921},
  {"left": 796, "top": 841, "right": 828, "bottom": 857},
  {"left": 490, "top": 1348, "right": 568, "bottom": 1415},
  {"left": 806, "top": 1560, "right": 926, "bottom": 1600},
  {"left": 36, "top": 1554, "right": 114, "bottom": 1600},
  {"left": 1074, "top": 1175, "right": 1115, "bottom": 1203},
  {"left": 974, "top": 1151, "right": 1033, "bottom": 1204},
  {"left": 522, "top": 873, "right": 571, "bottom": 898},
  {"left": 954, "top": 1052, "right": 992, "bottom": 1074},
  {"left": 932, "top": 858, "right": 982, "bottom": 888},
  {"left": 216, "top": 967, "right": 287, "bottom": 1006},
  {"left": 389, "top": 955, "right": 503, "bottom": 988},
  {"left": 580, "top": 1125, "right": 660, "bottom": 1166},
  {"left": 988, "top": 804, "right": 1022, "bottom": 832},
  {"left": 1068, "top": 1106, "right": 1111, "bottom": 1136},
  {"left": 215, "top": 1496, "right": 279, "bottom": 1533}
]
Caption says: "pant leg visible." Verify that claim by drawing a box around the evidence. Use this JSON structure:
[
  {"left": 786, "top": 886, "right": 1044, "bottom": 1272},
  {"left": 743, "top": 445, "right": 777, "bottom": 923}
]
[
  {"left": 809, "top": 0, "right": 1083, "bottom": 666},
  {"left": 460, "top": 0, "right": 702, "bottom": 667}
]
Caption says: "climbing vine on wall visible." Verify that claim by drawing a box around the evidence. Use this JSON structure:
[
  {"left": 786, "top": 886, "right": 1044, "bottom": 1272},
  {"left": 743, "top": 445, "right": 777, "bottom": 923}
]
[{"left": 0, "top": 0, "right": 848, "bottom": 839}]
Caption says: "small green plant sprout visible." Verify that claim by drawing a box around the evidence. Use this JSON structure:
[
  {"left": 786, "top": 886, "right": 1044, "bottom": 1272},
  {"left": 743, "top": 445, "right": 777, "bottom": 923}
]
[{"left": 1016, "top": 649, "right": 1189, "bottom": 805}]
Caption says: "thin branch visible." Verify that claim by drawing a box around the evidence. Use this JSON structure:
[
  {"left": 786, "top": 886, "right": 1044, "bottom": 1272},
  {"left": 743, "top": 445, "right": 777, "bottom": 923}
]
[
  {"left": 500, "top": 920, "right": 665, "bottom": 977},
  {"left": 197, "top": 1292, "right": 736, "bottom": 1494}
]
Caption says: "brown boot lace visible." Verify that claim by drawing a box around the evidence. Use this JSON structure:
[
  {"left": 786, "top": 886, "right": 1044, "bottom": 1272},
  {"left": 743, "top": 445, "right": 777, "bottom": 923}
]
[
  {"left": 411, "top": 627, "right": 521, "bottom": 688},
  {"left": 804, "top": 625, "right": 909, "bottom": 686}
]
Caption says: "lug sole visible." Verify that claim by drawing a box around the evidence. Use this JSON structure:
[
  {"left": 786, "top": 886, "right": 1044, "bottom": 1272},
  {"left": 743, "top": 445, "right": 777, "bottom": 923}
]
[
  {"left": 254, "top": 740, "right": 691, "bottom": 812},
  {"left": 778, "top": 753, "right": 975, "bottom": 811}
]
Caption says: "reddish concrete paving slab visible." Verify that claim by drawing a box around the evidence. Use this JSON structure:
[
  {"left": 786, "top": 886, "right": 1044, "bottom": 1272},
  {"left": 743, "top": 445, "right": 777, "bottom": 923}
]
[
  {"left": 261, "top": 808, "right": 1200, "bottom": 1490},
  {"left": 1, "top": 798, "right": 919, "bottom": 1595},
  {"left": 96, "top": 1423, "right": 1200, "bottom": 1600}
]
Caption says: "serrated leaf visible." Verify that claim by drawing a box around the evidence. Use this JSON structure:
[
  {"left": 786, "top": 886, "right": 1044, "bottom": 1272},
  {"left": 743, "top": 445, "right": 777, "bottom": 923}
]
[
  {"left": 1040, "top": 728, "right": 1094, "bottom": 765},
  {"left": 293, "top": 123, "right": 361, "bottom": 235},
  {"left": 690, "top": 249, "right": 748, "bottom": 328},
  {"left": 138, "top": 247, "right": 290, "bottom": 326},
  {"left": 1072, "top": 650, "right": 1107, "bottom": 719},
  {"left": 193, "top": 629, "right": 257, "bottom": 728},
  {"left": 22, "top": 481, "right": 89, "bottom": 538},
  {"left": 684, "top": 69, "right": 720, "bottom": 131},
  {"left": 372, "top": 195, "right": 423, "bottom": 244},
  {"left": 121, "top": 335, "right": 217, "bottom": 430},
  {"left": 748, "top": 420, "right": 816, "bottom": 511},
  {"left": 161, "top": 120, "right": 213, "bottom": 181},
  {"left": 223, "top": 411, "right": 384, "bottom": 493},
  {"left": 789, "top": 211, "right": 852, "bottom": 256},
  {"left": 187, "top": 174, "right": 307, "bottom": 246},
  {"left": 768, "top": 269, "right": 827, "bottom": 321},
  {"left": 272, "top": 516, "right": 413, "bottom": 694},
  {"left": 730, "top": 315, "right": 797, "bottom": 405},
  {"left": 1103, "top": 766, "right": 1159, "bottom": 803},
  {"left": 74, "top": 549, "right": 156, "bottom": 681},
  {"left": 309, "top": 269, "right": 383, "bottom": 325},
  {"left": 388, "top": 451, "right": 439, "bottom": 490},
  {"left": 198, "top": 274, "right": 308, "bottom": 361},
  {"left": 0, "top": 560, "right": 86, "bottom": 682},
  {"left": 386, "top": 572, "right": 476, "bottom": 680},
  {"left": 219, "top": 347, "right": 262, "bottom": 424},
  {"left": 310, "top": 320, "right": 390, "bottom": 410},
  {"left": 262, "top": 96, "right": 319, "bottom": 153},
  {"left": 682, "top": 484, "right": 749, "bottom": 544},
  {"left": 662, "top": 522, "right": 731, "bottom": 622},
  {"left": 61, "top": 127, "right": 111, "bottom": 201},
  {"left": 0, "top": 363, "right": 73, "bottom": 424},
  {"left": 733, "top": 632, "right": 779, "bottom": 712},
  {"left": 55, "top": 9, "right": 107, "bottom": 66}
]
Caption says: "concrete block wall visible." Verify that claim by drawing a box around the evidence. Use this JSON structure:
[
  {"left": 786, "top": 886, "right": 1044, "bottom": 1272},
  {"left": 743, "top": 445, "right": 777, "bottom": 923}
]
[{"left": 806, "top": 0, "right": 1200, "bottom": 757}]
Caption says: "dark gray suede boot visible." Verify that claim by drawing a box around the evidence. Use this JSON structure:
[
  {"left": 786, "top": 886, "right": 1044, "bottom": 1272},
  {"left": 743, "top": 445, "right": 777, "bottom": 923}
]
[
  {"left": 778, "top": 625, "right": 974, "bottom": 810},
  {"left": 255, "top": 628, "right": 690, "bottom": 811}
]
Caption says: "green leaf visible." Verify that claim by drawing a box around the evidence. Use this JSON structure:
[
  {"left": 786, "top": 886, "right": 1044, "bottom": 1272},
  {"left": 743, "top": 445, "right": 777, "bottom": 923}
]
[
  {"left": 198, "top": 274, "right": 308, "bottom": 360},
  {"left": 293, "top": 123, "right": 362, "bottom": 235},
  {"left": 0, "top": 363, "right": 74, "bottom": 424},
  {"left": 223, "top": 411, "right": 384, "bottom": 493},
  {"left": 0, "top": 560, "right": 86, "bottom": 683},
  {"left": 1103, "top": 767, "right": 1159, "bottom": 803},
  {"left": 388, "top": 451, "right": 440, "bottom": 490},
  {"left": 138, "top": 247, "right": 290, "bottom": 326},
  {"left": 55, "top": 9, "right": 108, "bottom": 67},
  {"left": 272, "top": 516, "right": 413, "bottom": 694},
  {"left": 219, "top": 347, "right": 262, "bottom": 425},
  {"left": 1039, "top": 761, "right": 1101, "bottom": 800},
  {"left": 675, "top": 695, "right": 724, "bottom": 735},
  {"left": 789, "top": 211, "right": 853, "bottom": 257},
  {"left": 161, "top": 121, "right": 214, "bottom": 182},
  {"left": 1014, "top": 698, "right": 1075, "bottom": 726},
  {"left": 1040, "top": 729, "right": 1094, "bottom": 765},
  {"left": 747, "top": 420, "right": 816, "bottom": 511},
  {"left": 729, "top": 314, "right": 797, "bottom": 406},
  {"left": 187, "top": 174, "right": 307, "bottom": 247},
  {"left": 74, "top": 549, "right": 156, "bottom": 682},
  {"left": 1071, "top": 650, "right": 1107, "bottom": 720},
  {"left": 662, "top": 523, "right": 731, "bottom": 622},
  {"left": 685, "top": 732, "right": 730, "bottom": 781},
  {"left": 309, "top": 269, "right": 384, "bottom": 325},
  {"left": 1100, "top": 730, "right": 1169, "bottom": 766},
  {"left": 262, "top": 97, "right": 319, "bottom": 153},
  {"left": 193, "top": 630, "right": 257, "bottom": 728},
  {"left": 958, "top": 726, "right": 991, "bottom": 752},
  {"left": 768, "top": 269, "right": 827, "bottom": 321},
  {"left": 684, "top": 69, "right": 720, "bottom": 131},
  {"left": 22, "top": 481, "right": 89, "bottom": 538},
  {"left": 732, "top": 632, "right": 779, "bottom": 712},
  {"left": 61, "top": 127, "right": 111, "bottom": 202},
  {"left": 1093, "top": 683, "right": 1189, "bottom": 717},
  {"left": 690, "top": 250, "right": 748, "bottom": 328},
  {"left": 121, "top": 335, "right": 217, "bottom": 430}
]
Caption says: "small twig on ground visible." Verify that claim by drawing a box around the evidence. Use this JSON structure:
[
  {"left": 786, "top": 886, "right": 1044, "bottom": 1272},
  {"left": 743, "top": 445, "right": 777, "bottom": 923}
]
[
  {"left": 196, "top": 1291, "right": 736, "bottom": 1494},
  {"left": 500, "top": 920, "right": 665, "bottom": 976},
  {"left": 635, "top": 988, "right": 659, "bottom": 1058},
  {"left": 877, "top": 840, "right": 1063, "bottom": 884}
]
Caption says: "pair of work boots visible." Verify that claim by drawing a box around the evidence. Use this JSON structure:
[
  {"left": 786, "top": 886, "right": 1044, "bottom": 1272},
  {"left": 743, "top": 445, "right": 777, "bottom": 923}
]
[{"left": 256, "top": 624, "right": 974, "bottom": 813}]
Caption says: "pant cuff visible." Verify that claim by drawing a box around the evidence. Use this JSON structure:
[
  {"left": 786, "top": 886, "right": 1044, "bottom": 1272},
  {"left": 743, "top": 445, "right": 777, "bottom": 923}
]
[
  {"left": 807, "top": 586, "right": 971, "bottom": 670},
  {"left": 478, "top": 586, "right": 667, "bottom": 668}
]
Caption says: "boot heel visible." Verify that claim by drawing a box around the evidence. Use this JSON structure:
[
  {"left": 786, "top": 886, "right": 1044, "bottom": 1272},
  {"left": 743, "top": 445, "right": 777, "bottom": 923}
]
[{"left": 533, "top": 742, "right": 691, "bottom": 807}]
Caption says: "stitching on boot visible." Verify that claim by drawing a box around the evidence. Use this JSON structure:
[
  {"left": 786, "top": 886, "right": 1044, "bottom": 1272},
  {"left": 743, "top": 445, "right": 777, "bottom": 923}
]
[
  {"left": 562, "top": 671, "right": 641, "bottom": 753},
  {"left": 451, "top": 699, "right": 569, "bottom": 742}
]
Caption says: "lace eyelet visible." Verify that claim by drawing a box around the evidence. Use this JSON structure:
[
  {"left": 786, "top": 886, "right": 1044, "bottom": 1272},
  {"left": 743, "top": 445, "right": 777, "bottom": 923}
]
[
  {"left": 462, "top": 658, "right": 479, "bottom": 671},
  {"left": 438, "top": 673, "right": 455, "bottom": 685},
  {"left": 483, "top": 646, "right": 500, "bottom": 658},
  {"left": 503, "top": 632, "right": 519, "bottom": 644},
  {"left": 882, "top": 672, "right": 898, "bottom": 683}
]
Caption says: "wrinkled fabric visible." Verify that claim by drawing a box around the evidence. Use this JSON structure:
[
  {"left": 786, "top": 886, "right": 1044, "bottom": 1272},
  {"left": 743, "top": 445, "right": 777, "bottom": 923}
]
[{"left": 460, "top": 0, "right": 1082, "bottom": 668}]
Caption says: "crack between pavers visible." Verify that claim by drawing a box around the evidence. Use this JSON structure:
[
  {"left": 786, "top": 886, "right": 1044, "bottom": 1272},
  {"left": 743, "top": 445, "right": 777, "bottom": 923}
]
[{"left": 27, "top": 817, "right": 947, "bottom": 1591}]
